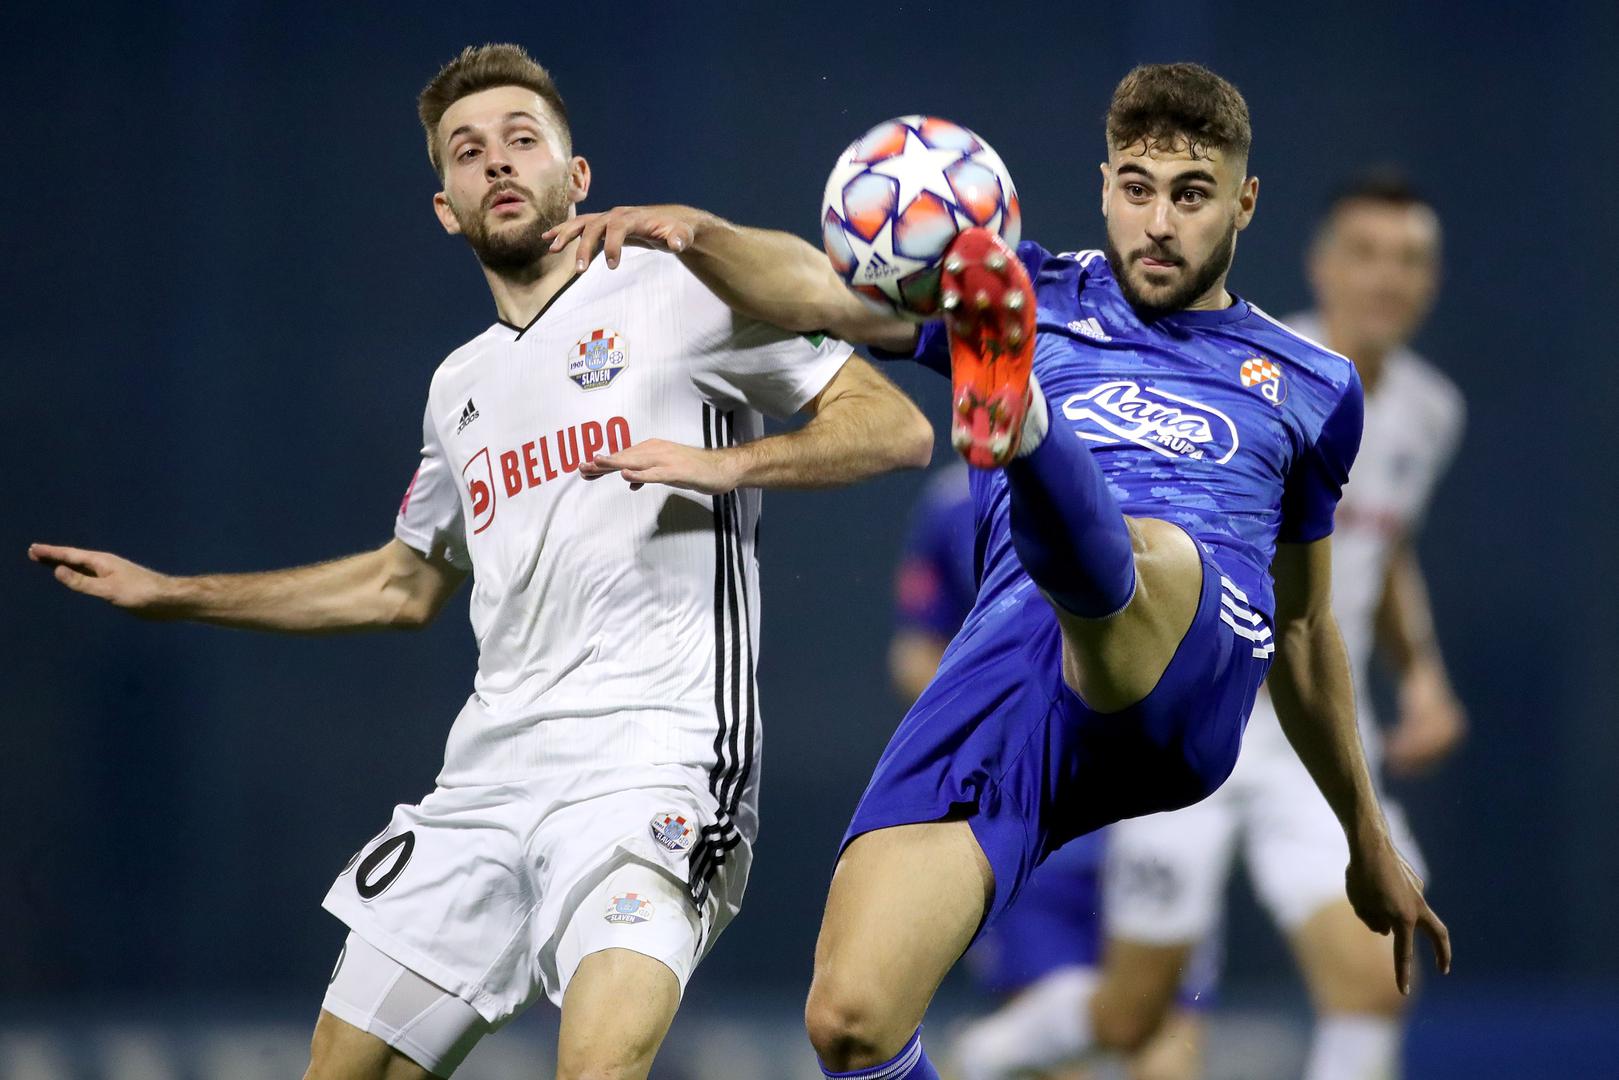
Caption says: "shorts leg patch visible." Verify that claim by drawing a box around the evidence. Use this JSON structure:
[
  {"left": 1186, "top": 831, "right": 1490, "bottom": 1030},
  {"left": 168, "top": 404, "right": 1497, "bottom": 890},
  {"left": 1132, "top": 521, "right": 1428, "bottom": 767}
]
[{"left": 553, "top": 860, "right": 702, "bottom": 1000}]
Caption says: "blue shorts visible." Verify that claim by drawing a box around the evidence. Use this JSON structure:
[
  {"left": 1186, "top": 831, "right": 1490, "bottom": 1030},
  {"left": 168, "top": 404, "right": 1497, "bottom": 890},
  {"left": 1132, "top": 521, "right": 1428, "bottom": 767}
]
[
  {"left": 845, "top": 547, "right": 1270, "bottom": 925},
  {"left": 965, "top": 831, "right": 1104, "bottom": 995}
]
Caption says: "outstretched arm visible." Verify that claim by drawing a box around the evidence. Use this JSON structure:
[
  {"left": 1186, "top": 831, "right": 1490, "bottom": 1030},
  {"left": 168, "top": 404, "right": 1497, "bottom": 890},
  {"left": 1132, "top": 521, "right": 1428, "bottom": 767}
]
[
  {"left": 544, "top": 205, "right": 920, "bottom": 353},
  {"left": 580, "top": 356, "right": 931, "bottom": 493},
  {"left": 1376, "top": 539, "right": 1467, "bottom": 775},
  {"left": 27, "top": 538, "right": 465, "bottom": 633},
  {"left": 1267, "top": 537, "right": 1452, "bottom": 994}
]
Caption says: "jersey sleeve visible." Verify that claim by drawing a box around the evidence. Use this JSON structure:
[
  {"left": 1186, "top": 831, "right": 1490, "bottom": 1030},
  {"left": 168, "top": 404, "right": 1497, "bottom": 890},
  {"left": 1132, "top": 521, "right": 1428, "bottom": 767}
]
[
  {"left": 681, "top": 267, "right": 855, "bottom": 418},
  {"left": 869, "top": 240, "right": 1052, "bottom": 376},
  {"left": 1278, "top": 373, "right": 1365, "bottom": 544},
  {"left": 394, "top": 400, "right": 471, "bottom": 570}
]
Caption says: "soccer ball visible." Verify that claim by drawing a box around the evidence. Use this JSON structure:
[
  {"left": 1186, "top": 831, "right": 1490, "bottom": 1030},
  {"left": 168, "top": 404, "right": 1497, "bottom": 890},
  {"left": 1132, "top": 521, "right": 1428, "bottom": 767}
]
[{"left": 821, "top": 115, "right": 1020, "bottom": 320}]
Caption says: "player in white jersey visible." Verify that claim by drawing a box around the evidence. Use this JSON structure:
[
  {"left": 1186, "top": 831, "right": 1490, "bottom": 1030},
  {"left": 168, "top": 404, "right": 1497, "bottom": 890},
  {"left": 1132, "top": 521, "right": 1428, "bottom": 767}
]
[
  {"left": 1088, "top": 172, "right": 1466, "bottom": 1080},
  {"left": 27, "top": 44, "right": 932, "bottom": 1080}
]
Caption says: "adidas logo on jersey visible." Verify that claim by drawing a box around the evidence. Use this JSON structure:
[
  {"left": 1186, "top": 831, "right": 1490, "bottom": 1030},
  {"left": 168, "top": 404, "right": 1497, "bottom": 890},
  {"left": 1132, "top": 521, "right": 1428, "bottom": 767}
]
[
  {"left": 456, "top": 398, "right": 480, "bottom": 434},
  {"left": 1068, "top": 317, "right": 1111, "bottom": 342}
]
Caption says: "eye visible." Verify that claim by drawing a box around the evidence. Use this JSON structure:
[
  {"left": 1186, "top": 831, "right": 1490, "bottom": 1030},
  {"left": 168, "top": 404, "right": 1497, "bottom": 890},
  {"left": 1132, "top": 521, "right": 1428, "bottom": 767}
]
[
  {"left": 1124, "top": 183, "right": 1150, "bottom": 199},
  {"left": 1178, "top": 188, "right": 1208, "bottom": 206},
  {"left": 512, "top": 135, "right": 537, "bottom": 147},
  {"left": 456, "top": 145, "right": 481, "bottom": 162}
]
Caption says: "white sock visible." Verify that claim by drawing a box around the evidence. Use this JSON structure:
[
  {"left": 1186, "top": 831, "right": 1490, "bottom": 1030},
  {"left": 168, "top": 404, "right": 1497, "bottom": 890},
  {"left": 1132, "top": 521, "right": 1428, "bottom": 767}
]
[
  {"left": 951, "top": 966, "right": 1098, "bottom": 1080},
  {"left": 1303, "top": 1014, "right": 1401, "bottom": 1080},
  {"left": 1014, "top": 372, "right": 1050, "bottom": 457}
]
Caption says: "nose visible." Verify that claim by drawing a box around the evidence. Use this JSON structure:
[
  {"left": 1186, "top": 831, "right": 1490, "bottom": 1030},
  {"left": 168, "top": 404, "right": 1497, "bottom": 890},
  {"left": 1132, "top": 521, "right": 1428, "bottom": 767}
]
[
  {"left": 484, "top": 143, "right": 515, "bottom": 179},
  {"left": 1146, "top": 198, "right": 1175, "bottom": 244}
]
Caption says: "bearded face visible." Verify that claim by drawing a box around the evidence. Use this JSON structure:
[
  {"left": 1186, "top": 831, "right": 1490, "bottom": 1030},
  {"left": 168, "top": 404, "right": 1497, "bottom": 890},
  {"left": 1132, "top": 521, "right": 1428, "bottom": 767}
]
[
  {"left": 448, "top": 175, "right": 574, "bottom": 276},
  {"left": 1105, "top": 212, "right": 1238, "bottom": 319}
]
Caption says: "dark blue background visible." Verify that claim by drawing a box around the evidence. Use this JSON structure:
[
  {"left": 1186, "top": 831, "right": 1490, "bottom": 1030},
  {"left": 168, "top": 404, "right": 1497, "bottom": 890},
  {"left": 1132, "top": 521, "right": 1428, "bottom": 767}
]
[{"left": 4, "top": 0, "right": 1615, "bottom": 1018}]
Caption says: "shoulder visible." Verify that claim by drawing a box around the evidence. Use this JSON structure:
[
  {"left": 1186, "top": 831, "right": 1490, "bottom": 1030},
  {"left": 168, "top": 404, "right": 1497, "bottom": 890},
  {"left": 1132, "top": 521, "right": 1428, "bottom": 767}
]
[
  {"left": 1246, "top": 304, "right": 1359, "bottom": 398},
  {"left": 1387, "top": 351, "right": 1466, "bottom": 434},
  {"left": 429, "top": 324, "right": 507, "bottom": 396}
]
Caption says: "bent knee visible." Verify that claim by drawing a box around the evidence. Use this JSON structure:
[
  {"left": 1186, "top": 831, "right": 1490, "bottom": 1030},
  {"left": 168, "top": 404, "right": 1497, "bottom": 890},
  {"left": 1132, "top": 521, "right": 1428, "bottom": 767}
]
[{"left": 805, "top": 982, "right": 910, "bottom": 1071}]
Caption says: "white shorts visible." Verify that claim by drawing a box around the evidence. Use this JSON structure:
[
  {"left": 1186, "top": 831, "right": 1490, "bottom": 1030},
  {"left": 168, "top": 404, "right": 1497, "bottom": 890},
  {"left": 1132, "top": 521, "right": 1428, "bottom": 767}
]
[
  {"left": 1102, "top": 696, "right": 1424, "bottom": 945},
  {"left": 321, "top": 761, "right": 752, "bottom": 1026}
]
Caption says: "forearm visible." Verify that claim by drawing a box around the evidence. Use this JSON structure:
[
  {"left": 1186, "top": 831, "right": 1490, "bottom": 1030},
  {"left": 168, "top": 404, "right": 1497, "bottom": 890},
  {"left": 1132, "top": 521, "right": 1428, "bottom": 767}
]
[
  {"left": 157, "top": 543, "right": 440, "bottom": 633},
  {"left": 683, "top": 215, "right": 918, "bottom": 351},
  {"left": 721, "top": 364, "right": 932, "bottom": 489},
  {"left": 1267, "top": 612, "right": 1389, "bottom": 845},
  {"left": 1375, "top": 544, "right": 1448, "bottom": 677}
]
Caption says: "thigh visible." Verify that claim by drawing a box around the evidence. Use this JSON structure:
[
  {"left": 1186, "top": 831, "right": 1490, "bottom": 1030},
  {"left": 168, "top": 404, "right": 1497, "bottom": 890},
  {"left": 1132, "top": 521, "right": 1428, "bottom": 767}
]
[
  {"left": 812, "top": 819, "right": 994, "bottom": 1044},
  {"left": 1289, "top": 899, "right": 1407, "bottom": 1016},
  {"left": 306, "top": 1010, "right": 436, "bottom": 1080},
  {"left": 555, "top": 948, "right": 682, "bottom": 1080},
  {"left": 313, "top": 932, "right": 492, "bottom": 1079},
  {"left": 1056, "top": 517, "right": 1205, "bottom": 713}
]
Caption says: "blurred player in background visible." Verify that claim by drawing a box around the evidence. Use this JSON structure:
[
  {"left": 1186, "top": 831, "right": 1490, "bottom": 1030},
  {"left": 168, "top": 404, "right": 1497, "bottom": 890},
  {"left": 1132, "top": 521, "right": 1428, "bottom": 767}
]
[
  {"left": 29, "top": 43, "right": 931, "bottom": 1080},
  {"left": 1094, "top": 172, "right": 1464, "bottom": 1080},
  {"left": 892, "top": 466, "right": 1211, "bottom": 1080}
]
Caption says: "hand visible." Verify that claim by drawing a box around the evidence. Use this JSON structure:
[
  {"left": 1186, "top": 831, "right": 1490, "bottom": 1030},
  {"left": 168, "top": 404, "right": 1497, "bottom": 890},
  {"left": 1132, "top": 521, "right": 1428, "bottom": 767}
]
[
  {"left": 579, "top": 439, "right": 741, "bottom": 495},
  {"left": 544, "top": 205, "right": 712, "bottom": 271},
  {"left": 1385, "top": 662, "right": 1467, "bottom": 777},
  {"left": 28, "top": 543, "right": 176, "bottom": 616},
  {"left": 1344, "top": 834, "right": 1452, "bottom": 994}
]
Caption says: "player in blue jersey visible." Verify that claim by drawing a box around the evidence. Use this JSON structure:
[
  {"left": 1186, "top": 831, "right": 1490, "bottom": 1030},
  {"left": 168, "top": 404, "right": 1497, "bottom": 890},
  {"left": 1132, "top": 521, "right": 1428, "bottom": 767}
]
[
  {"left": 892, "top": 467, "right": 1209, "bottom": 1080},
  {"left": 547, "top": 61, "right": 1450, "bottom": 1080}
]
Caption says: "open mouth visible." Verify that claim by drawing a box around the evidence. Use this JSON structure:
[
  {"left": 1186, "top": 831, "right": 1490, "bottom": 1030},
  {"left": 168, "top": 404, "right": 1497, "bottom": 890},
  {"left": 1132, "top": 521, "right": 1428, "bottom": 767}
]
[{"left": 488, "top": 190, "right": 527, "bottom": 213}]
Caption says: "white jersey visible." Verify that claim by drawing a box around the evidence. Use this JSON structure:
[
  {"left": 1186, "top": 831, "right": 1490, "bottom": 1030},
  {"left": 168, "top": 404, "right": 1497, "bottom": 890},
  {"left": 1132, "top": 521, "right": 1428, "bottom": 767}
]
[
  {"left": 1254, "top": 313, "right": 1465, "bottom": 763},
  {"left": 394, "top": 247, "right": 852, "bottom": 789}
]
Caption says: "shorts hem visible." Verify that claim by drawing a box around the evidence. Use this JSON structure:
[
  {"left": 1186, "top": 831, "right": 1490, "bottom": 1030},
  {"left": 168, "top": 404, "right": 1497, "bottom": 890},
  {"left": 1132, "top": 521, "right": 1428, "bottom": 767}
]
[
  {"left": 317, "top": 995, "right": 451, "bottom": 1079},
  {"left": 322, "top": 902, "right": 507, "bottom": 1026}
]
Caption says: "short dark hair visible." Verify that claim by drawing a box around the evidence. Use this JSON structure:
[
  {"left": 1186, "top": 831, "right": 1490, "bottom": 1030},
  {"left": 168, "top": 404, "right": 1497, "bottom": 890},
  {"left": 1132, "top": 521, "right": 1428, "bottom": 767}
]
[
  {"left": 1321, "top": 166, "right": 1432, "bottom": 218},
  {"left": 418, "top": 43, "right": 571, "bottom": 176},
  {"left": 1105, "top": 63, "right": 1251, "bottom": 162}
]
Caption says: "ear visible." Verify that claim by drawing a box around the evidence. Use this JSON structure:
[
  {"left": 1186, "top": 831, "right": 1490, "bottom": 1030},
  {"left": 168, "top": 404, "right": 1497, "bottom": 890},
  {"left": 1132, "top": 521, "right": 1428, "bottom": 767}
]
[
  {"left": 1098, "top": 162, "right": 1112, "bottom": 218},
  {"left": 433, "top": 190, "right": 462, "bottom": 236},
  {"left": 1234, "top": 175, "right": 1259, "bottom": 232},
  {"left": 567, "top": 155, "right": 592, "bottom": 207}
]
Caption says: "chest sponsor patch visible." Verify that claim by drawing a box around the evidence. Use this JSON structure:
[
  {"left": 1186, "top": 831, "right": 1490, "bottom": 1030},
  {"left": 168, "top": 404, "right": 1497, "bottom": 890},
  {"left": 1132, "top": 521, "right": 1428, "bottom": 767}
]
[
  {"left": 1239, "top": 356, "right": 1286, "bottom": 405},
  {"left": 1061, "top": 380, "right": 1239, "bottom": 463},
  {"left": 569, "top": 328, "right": 627, "bottom": 390}
]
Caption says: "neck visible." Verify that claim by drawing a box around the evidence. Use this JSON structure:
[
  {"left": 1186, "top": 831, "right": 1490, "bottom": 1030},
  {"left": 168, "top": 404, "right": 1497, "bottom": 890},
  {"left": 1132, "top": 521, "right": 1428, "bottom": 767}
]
[
  {"left": 1320, "top": 312, "right": 1394, "bottom": 392},
  {"left": 483, "top": 236, "right": 585, "bottom": 328},
  {"left": 1186, "top": 283, "right": 1235, "bottom": 312}
]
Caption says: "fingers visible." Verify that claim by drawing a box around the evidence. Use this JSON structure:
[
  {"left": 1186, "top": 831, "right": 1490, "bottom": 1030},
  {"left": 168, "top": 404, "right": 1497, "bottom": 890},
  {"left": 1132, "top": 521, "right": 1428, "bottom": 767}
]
[
  {"left": 604, "top": 221, "right": 629, "bottom": 269},
  {"left": 1420, "top": 903, "right": 1453, "bottom": 975},
  {"left": 29, "top": 543, "right": 102, "bottom": 573},
  {"left": 573, "top": 215, "right": 607, "bottom": 271},
  {"left": 54, "top": 562, "right": 110, "bottom": 598},
  {"left": 1392, "top": 918, "right": 1414, "bottom": 995},
  {"left": 543, "top": 215, "right": 588, "bottom": 250}
]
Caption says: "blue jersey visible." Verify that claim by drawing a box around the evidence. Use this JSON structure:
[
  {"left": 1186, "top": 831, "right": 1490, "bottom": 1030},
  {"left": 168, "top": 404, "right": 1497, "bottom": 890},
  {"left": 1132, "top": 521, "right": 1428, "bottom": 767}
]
[
  {"left": 910, "top": 243, "right": 1363, "bottom": 621},
  {"left": 893, "top": 464, "right": 977, "bottom": 639}
]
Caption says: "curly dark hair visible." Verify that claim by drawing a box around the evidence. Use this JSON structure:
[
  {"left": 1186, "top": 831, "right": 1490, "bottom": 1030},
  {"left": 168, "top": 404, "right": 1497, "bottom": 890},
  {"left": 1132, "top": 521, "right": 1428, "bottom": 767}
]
[{"left": 1105, "top": 63, "right": 1251, "bottom": 162}]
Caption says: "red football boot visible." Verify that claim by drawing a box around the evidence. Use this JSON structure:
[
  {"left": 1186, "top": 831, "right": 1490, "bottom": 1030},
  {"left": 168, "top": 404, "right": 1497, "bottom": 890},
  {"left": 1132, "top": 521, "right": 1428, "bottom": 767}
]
[{"left": 940, "top": 227, "right": 1037, "bottom": 468}]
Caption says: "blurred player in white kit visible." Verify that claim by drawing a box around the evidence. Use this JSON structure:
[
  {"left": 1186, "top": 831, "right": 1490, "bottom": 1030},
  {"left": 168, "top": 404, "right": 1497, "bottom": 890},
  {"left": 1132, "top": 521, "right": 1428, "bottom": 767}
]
[
  {"left": 1091, "top": 171, "right": 1466, "bottom": 1080},
  {"left": 28, "top": 43, "right": 932, "bottom": 1080}
]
